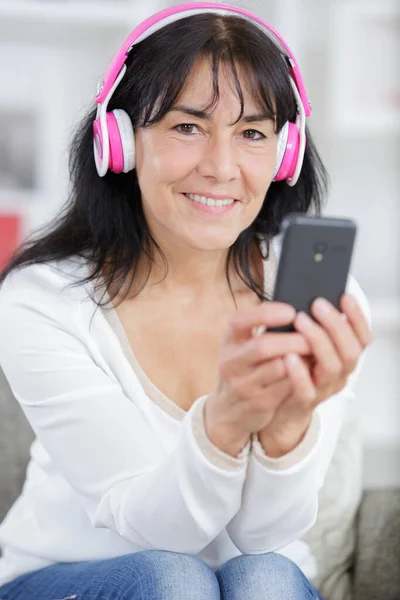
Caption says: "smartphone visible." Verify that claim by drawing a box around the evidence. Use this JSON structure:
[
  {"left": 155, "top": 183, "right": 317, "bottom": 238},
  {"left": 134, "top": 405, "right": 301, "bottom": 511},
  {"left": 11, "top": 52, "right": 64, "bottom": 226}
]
[{"left": 269, "top": 213, "right": 357, "bottom": 332}]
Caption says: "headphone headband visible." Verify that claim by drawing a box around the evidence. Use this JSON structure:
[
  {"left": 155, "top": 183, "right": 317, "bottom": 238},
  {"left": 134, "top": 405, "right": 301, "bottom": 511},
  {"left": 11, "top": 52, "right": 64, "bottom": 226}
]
[
  {"left": 95, "top": 2, "right": 311, "bottom": 118},
  {"left": 93, "top": 2, "right": 310, "bottom": 185}
]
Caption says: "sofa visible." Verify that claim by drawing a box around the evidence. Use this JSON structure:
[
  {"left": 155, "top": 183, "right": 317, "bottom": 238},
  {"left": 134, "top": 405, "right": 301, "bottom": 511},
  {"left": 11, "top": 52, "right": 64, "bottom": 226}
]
[{"left": 1, "top": 367, "right": 399, "bottom": 599}]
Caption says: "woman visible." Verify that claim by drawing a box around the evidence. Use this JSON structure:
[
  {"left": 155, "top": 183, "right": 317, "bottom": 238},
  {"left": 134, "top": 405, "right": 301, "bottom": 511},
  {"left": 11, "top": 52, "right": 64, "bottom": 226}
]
[{"left": 0, "top": 3, "right": 372, "bottom": 599}]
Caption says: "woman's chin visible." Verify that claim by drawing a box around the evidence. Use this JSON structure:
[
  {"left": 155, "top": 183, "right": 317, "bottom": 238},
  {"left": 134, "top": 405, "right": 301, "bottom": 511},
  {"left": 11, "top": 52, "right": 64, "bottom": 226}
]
[{"left": 179, "top": 229, "right": 240, "bottom": 252}]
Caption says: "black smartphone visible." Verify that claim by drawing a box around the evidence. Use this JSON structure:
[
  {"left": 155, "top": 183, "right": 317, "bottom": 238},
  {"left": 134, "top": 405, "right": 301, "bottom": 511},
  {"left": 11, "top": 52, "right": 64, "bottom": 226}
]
[{"left": 269, "top": 213, "right": 357, "bottom": 332}]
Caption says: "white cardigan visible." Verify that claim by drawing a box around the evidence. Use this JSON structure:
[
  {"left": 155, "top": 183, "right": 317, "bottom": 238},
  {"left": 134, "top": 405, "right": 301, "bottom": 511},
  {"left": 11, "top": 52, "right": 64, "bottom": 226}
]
[{"left": 0, "top": 236, "right": 371, "bottom": 587}]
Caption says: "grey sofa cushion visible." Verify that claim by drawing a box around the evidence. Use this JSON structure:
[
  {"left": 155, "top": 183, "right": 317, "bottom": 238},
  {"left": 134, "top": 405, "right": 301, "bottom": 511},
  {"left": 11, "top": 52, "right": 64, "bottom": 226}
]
[
  {"left": 301, "top": 414, "right": 364, "bottom": 600},
  {"left": 0, "top": 369, "right": 34, "bottom": 523},
  {"left": 353, "top": 489, "right": 400, "bottom": 600}
]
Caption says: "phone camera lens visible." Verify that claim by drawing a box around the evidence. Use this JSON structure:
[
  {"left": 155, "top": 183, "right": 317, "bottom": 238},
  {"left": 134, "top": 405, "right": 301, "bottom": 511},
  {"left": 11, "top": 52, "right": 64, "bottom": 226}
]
[{"left": 314, "top": 242, "right": 327, "bottom": 253}]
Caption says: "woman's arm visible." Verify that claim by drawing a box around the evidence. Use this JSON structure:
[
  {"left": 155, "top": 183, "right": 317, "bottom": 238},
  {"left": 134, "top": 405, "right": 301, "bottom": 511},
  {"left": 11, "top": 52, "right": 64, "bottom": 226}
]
[
  {"left": 0, "top": 264, "right": 249, "bottom": 556},
  {"left": 225, "top": 275, "right": 372, "bottom": 554}
]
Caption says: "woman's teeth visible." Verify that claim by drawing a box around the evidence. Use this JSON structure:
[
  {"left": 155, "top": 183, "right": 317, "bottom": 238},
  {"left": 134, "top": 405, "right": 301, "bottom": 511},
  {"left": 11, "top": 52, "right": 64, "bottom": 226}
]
[{"left": 185, "top": 193, "right": 235, "bottom": 207}]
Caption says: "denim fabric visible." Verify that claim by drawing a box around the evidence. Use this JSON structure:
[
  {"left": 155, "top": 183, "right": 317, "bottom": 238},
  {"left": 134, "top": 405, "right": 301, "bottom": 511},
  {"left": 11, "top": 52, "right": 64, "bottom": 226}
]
[{"left": 0, "top": 551, "right": 324, "bottom": 599}]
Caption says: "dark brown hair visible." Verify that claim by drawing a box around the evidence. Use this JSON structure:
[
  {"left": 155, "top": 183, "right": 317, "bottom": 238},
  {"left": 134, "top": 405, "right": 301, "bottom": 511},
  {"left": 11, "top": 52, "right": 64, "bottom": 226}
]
[{"left": 0, "top": 13, "right": 328, "bottom": 304}]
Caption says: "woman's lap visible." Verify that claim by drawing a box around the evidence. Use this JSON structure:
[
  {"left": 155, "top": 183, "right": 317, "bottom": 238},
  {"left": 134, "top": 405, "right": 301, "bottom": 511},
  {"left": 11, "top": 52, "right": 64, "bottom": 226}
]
[
  {"left": 0, "top": 551, "right": 323, "bottom": 600},
  {"left": 216, "top": 553, "right": 323, "bottom": 599}
]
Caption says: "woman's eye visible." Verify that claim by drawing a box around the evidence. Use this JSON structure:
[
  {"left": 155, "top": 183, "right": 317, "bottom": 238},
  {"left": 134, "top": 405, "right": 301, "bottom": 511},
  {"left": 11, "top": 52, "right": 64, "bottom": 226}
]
[
  {"left": 242, "top": 129, "right": 265, "bottom": 141},
  {"left": 173, "top": 124, "right": 265, "bottom": 139},
  {"left": 174, "top": 123, "right": 199, "bottom": 135}
]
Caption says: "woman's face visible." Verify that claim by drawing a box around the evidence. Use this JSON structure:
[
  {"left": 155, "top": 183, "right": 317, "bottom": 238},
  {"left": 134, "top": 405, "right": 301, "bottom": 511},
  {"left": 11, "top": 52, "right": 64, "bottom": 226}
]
[{"left": 135, "top": 58, "right": 277, "bottom": 252}]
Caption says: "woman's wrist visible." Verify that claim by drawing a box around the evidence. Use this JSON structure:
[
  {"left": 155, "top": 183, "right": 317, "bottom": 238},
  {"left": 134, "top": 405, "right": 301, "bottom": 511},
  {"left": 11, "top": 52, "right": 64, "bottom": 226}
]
[
  {"left": 257, "top": 416, "right": 313, "bottom": 458},
  {"left": 205, "top": 423, "right": 251, "bottom": 458},
  {"left": 203, "top": 396, "right": 251, "bottom": 458}
]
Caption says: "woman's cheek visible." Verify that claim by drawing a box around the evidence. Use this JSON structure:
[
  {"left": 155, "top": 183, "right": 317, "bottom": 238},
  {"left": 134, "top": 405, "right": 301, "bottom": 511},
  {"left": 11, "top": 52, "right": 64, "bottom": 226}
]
[{"left": 158, "top": 139, "right": 204, "bottom": 176}]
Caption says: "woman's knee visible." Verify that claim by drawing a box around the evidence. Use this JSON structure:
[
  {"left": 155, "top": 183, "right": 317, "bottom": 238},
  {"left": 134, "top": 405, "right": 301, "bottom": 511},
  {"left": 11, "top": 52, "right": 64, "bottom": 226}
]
[
  {"left": 216, "top": 552, "right": 319, "bottom": 599},
  {"left": 0, "top": 551, "right": 219, "bottom": 600},
  {"left": 121, "top": 550, "right": 220, "bottom": 599}
]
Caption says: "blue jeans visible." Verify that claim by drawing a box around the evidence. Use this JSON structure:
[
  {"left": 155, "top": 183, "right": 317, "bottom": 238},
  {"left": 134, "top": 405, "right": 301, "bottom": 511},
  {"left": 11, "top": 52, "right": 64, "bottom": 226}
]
[{"left": 0, "top": 550, "right": 324, "bottom": 599}]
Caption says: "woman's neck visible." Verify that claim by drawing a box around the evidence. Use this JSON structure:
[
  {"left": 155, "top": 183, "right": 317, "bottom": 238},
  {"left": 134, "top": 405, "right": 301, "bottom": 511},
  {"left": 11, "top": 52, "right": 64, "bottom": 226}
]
[{"left": 107, "top": 238, "right": 264, "bottom": 305}]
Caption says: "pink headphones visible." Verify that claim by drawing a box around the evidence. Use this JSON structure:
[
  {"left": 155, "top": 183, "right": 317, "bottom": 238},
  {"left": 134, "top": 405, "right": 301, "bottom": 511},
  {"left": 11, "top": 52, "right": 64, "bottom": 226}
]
[{"left": 93, "top": 2, "right": 311, "bottom": 186}]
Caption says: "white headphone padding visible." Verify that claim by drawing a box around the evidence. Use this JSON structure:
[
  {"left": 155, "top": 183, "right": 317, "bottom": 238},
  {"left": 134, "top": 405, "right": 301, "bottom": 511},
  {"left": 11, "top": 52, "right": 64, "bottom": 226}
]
[
  {"left": 273, "top": 121, "right": 289, "bottom": 178},
  {"left": 112, "top": 109, "right": 135, "bottom": 172}
]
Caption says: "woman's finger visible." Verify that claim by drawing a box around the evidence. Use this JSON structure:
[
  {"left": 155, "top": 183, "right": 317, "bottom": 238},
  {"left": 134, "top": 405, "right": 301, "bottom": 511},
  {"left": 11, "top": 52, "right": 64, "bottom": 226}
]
[
  {"left": 221, "top": 356, "right": 287, "bottom": 395},
  {"left": 246, "top": 356, "right": 287, "bottom": 387},
  {"left": 226, "top": 302, "right": 296, "bottom": 344},
  {"left": 340, "top": 293, "right": 373, "bottom": 348},
  {"left": 311, "top": 297, "right": 363, "bottom": 376},
  {"left": 220, "top": 332, "right": 312, "bottom": 377},
  {"left": 253, "top": 376, "right": 293, "bottom": 413},
  {"left": 227, "top": 361, "right": 292, "bottom": 413},
  {"left": 294, "top": 310, "right": 343, "bottom": 387},
  {"left": 245, "top": 331, "right": 312, "bottom": 365},
  {"left": 284, "top": 353, "right": 318, "bottom": 406}
]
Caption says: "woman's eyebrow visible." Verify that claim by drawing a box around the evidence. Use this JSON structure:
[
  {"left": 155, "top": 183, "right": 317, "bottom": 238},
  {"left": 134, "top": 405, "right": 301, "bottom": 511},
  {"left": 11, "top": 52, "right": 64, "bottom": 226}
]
[{"left": 170, "top": 105, "right": 272, "bottom": 124}]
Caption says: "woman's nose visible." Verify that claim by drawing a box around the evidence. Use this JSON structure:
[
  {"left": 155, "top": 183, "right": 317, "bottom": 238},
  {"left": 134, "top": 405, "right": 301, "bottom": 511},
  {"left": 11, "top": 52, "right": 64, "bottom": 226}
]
[{"left": 197, "top": 136, "right": 240, "bottom": 183}]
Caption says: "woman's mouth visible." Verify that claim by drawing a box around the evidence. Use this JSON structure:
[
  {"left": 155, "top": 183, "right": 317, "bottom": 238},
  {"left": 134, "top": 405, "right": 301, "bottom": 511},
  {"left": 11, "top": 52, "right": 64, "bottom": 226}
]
[
  {"left": 184, "top": 193, "right": 236, "bottom": 207},
  {"left": 183, "top": 193, "right": 238, "bottom": 215}
]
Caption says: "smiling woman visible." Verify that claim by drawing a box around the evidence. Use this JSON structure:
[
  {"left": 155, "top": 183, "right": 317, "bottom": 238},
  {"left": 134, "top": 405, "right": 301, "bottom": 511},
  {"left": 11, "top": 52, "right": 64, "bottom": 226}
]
[
  {"left": 0, "top": 7, "right": 327, "bottom": 305},
  {"left": 0, "top": 4, "right": 371, "bottom": 600}
]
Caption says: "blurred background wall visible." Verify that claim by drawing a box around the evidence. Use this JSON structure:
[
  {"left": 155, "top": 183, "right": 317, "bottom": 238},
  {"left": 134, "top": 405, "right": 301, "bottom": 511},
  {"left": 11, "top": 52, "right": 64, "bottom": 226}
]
[{"left": 0, "top": 0, "right": 399, "bottom": 487}]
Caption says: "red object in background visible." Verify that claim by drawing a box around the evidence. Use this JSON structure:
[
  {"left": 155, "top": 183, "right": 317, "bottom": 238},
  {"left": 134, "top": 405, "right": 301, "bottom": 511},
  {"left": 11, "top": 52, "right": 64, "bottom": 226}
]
[{"left": 0, "top": 214, "right": 21, "bottom": 271}]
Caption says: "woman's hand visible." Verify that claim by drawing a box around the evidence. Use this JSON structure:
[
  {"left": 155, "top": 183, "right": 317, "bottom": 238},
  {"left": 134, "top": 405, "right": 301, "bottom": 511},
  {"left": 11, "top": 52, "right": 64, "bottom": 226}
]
[
  {"left": 204, "top": 302, "right": 313, "bottom": 457},
  {"left": 257, "top": 293, "right": 373, "bottom": 457}
]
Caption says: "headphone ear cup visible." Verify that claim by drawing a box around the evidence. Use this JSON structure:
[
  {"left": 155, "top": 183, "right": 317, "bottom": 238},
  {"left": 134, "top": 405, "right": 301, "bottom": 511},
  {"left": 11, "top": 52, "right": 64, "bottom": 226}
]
[
  {"left": 273, "top": 121, "right": 301, "bottom": 182},
  {"left": 107, "top": 109, "right": 135, "bottom": 173}
]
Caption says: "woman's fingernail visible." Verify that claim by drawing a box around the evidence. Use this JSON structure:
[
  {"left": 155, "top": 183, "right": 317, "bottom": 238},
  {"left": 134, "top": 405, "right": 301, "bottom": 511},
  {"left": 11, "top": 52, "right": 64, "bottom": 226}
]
[
  {"left": 297, "top": 311, "right": 313, "bottom": 328},
  {"left": 314, "top": 297, "right": 331, "bottom": 315},
  {"left": 346, "top": 294, "right": 357, "bottom": 309},
  {"left": 253, "top": 325, "right": 266, "bottom": 337}
]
